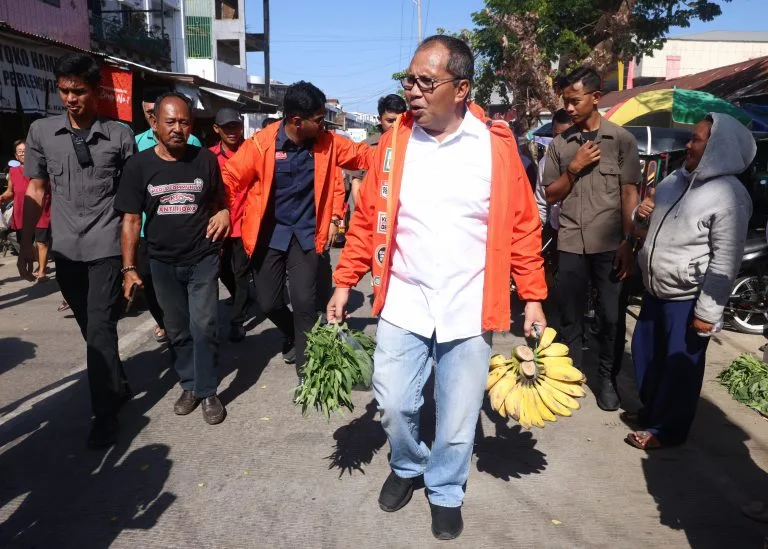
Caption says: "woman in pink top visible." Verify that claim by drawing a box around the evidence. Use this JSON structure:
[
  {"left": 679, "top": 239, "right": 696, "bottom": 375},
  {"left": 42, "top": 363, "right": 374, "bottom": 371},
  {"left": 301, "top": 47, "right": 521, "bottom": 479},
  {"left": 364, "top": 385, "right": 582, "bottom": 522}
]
[{"left": 0, "top": 140, "right": 52, "bottom": 280}]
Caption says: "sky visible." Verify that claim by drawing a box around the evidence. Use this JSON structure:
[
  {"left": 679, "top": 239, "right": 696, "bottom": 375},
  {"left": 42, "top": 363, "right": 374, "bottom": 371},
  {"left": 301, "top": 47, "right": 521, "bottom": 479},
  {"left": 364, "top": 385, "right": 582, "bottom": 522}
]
[{"left": 244, "top": 0, "right": 761, "bottom": 115}]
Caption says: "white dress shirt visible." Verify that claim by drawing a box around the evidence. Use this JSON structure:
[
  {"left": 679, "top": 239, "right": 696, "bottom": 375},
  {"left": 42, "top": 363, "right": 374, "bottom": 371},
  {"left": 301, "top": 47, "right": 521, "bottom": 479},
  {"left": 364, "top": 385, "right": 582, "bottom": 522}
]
[{"left": 380, "top": 112, "right": 492, "bottom": 343}]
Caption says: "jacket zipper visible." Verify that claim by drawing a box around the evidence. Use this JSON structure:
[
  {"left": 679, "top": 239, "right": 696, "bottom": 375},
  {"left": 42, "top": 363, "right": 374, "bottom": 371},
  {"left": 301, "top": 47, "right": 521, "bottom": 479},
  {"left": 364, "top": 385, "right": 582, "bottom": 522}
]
[{"left": 647, "top": 187, "right": 686, "bottom": 296}]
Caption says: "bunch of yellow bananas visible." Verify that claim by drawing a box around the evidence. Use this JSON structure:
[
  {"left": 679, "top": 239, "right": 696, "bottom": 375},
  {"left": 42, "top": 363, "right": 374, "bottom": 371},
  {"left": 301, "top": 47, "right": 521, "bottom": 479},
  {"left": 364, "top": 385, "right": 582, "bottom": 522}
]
[{"left": 486, "top": 327, "right": 586, "bottom": 429}]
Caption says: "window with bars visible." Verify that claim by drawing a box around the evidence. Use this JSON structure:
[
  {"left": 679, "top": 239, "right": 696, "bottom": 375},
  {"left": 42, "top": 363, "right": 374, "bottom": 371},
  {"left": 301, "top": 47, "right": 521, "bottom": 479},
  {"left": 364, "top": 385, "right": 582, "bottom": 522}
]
[{"left": 185, "top": 0, "right": 213, "bottom": 58}]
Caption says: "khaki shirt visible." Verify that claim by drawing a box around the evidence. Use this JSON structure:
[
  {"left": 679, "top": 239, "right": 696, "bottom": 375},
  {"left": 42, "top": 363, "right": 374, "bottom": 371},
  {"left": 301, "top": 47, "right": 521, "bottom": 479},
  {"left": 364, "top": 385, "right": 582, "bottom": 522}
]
[{"left": 542, "top": 117, "right": 640, "bottom": 254}]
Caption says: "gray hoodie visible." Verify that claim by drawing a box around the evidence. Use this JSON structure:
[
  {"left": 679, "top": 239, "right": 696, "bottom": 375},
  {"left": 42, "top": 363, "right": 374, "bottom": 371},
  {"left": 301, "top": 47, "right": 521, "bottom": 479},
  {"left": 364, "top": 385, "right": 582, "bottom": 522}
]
[{"left": 636, "top": 112, "right": 755, "bottom": 323}]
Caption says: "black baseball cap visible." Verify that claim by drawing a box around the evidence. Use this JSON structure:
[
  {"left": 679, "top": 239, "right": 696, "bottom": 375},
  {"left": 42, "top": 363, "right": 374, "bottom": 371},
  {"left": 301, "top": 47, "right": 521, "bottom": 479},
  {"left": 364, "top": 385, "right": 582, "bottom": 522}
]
[{"left": 215, "top": 108, "right": 242, "bottom": 126}]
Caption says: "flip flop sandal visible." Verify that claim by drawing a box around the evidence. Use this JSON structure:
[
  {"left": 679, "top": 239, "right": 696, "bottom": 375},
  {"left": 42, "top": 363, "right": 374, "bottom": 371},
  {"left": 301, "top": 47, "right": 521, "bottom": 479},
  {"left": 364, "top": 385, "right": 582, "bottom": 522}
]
[
  {"left": 57, "top": 300, "right": 70, "bottom": 312},
  {"left": 624, "top": 431, "right": 663, "bottom": 450}
]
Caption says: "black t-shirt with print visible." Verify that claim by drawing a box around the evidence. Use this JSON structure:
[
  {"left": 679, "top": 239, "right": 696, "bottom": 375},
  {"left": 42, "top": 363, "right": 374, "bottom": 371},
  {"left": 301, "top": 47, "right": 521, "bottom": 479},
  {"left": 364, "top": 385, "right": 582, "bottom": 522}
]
[{"left": 115, "top": 145, "right": 226, "bottom": 265}]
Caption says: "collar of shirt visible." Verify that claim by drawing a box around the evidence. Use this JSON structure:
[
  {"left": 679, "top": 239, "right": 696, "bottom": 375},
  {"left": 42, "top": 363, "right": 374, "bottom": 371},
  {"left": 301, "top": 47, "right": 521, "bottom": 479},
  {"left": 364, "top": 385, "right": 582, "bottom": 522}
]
[
  {"left": 412, "top": 108, "right": 486, "bottom": 145},
  {"left": 276, "top": 120, "right": 314, "bottom": 151},
  {"left": 563, "top": 115, "right": 617, "bottom": 145},
  {"left": 54, "top": 115, "right": 110, "bottom": 142},
  {"left": 211, "top": 141, "right": 235, "bottom": 159}
]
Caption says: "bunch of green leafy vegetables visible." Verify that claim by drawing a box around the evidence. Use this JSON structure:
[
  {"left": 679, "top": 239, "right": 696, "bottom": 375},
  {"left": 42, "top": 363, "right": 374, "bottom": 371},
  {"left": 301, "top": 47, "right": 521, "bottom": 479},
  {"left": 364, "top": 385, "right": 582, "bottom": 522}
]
[
  {"left": 717, "top": 354, "right": 768, "bottom": 414},
  {"left": 295, "top": 318, "right": 376, "bottom": 418}
]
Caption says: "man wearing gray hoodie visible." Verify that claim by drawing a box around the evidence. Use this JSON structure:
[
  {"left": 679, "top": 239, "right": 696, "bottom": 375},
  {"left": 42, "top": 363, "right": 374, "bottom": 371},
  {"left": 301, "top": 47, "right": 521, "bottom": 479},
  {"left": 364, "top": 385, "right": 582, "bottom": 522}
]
[{"left": 625, "top": 113, "right": 755, "bottom": 450}]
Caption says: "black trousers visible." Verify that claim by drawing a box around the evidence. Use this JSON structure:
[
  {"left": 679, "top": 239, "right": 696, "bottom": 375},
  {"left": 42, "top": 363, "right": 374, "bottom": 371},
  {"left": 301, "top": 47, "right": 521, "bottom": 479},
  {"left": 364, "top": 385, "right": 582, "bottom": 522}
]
[
  {"left": 138, "top": 238, "right": 164, "bottom": 330},
  {"left": 252, "top": 237, "right": 318, "bottom": 368},
  {"left": 220, "top": 237, "right": 252, "bottom": 326},
  {"left": 555, "top": 250, "right": 623, "bottom": 379},
  {"left": 316, "top": 250, "right": 333, "bottom": 312},
  {"left": 55, "top": 255, "right": 129, "bottom": 419}
]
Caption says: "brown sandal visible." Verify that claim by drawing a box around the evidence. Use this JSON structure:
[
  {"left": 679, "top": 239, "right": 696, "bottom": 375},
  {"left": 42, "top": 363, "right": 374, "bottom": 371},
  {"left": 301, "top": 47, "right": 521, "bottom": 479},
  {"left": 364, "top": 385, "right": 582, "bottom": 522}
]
[{"left": 625, "top": 431, "right": 663, "bottom": 450}]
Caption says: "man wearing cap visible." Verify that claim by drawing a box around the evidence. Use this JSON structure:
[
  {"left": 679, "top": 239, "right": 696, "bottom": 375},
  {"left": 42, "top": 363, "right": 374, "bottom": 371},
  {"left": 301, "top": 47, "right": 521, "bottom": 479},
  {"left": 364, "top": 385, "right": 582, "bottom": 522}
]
[{"left": 210, "top": 108, "right": 250, "bottom": 342}]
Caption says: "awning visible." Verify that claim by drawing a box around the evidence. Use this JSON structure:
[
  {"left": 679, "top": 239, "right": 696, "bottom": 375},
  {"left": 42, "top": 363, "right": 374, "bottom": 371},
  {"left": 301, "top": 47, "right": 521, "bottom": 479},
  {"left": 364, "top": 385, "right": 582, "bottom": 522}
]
[{"left": 199, "top": 86, "right": 273, "bottom": 113}]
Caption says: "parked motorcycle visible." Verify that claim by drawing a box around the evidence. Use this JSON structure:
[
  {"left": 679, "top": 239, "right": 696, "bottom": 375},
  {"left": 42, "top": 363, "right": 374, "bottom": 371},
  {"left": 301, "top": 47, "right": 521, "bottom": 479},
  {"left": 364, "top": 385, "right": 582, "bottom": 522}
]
[{"left": 726, "top": 236, "right": 768, "bottom": 335}]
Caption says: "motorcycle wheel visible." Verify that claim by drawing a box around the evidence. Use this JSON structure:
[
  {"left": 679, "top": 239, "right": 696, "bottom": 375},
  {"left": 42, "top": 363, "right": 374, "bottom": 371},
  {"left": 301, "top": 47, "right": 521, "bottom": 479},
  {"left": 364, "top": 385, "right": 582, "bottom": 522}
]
[{"left": 729, "top": 275, "right": 768, "bottom": 335}]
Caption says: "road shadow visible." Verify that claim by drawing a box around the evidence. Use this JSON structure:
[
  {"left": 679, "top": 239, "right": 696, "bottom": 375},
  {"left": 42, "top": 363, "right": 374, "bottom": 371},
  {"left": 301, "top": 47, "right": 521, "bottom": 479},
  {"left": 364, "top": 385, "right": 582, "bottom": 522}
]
[
  {"left": 637, "top": 396, "right": 768, "bottom": 547},
  {"left": 345, "top": 289, "right": 366, "bottom": 316},
  {"left": 474, "top": 400, "right": 548, "bottom": 481},
  {"left": 0, "top": 337, "right": 36, "bottom": 377},
  {"left": 218, "top": 326, "right": 282, "bottom": 407},
  {"left": 0, "top": 278, "right": 61, "bottom": 311},
  {"left": 0, "top": 345, "right": 177, "bottom": 549},
  {"left": 326, "top": 399, "right": 387, "bottom": 477}
]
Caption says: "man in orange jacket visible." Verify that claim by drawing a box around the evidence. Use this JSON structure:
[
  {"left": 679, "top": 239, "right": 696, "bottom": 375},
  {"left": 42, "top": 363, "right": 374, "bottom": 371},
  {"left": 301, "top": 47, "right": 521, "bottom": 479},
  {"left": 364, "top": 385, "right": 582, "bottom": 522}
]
[
  {"left": 222, "top": 81, "right": 370, "bottom": 380},
  {"left": 327, "top": 36, "right": 547, "bottom": 540}
]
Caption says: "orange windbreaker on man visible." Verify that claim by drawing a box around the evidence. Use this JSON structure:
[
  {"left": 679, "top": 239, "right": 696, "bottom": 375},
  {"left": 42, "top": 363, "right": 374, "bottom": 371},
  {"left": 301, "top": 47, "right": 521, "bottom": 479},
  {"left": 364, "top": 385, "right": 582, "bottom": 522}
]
[
  {"left": 221, "top": 121, "right": 371, "bottom": 256},
  {"left": 334, "top": 103, "right": 547, "bottom": 332}
]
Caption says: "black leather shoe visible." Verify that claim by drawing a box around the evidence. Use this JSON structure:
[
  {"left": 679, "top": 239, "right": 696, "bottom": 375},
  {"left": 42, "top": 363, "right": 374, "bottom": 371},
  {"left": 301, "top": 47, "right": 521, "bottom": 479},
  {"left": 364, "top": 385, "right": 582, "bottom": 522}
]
[
  {"left": 87, "top": 416, "right": 119, "bottom": 448},
  {"left": 174, "top": 390, "right": 201, "bottom": 415},
  {"left": 229, "top": 324, "right": 246, "bottom": 342},
  {"left": 378, "top": 471, "right": 417, "bottom": 512},
  {"left": 282, "top": 339, "right": 296, "bottom": 364},
  {"left": 201, "top": 395, "right": 226, "bottom": 425},
  {"left": 429, "top": 503, "right": 463, "bottom": 540},
  {"left": 596, "top": 377, "right": 621, "bottom": 411}
]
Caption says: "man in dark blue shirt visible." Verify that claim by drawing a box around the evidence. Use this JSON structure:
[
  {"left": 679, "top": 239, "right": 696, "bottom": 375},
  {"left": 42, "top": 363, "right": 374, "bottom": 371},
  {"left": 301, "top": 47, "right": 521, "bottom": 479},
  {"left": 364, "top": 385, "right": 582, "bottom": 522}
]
[{"left": 223, "top": 82, "right": 370, "bottom": 389}]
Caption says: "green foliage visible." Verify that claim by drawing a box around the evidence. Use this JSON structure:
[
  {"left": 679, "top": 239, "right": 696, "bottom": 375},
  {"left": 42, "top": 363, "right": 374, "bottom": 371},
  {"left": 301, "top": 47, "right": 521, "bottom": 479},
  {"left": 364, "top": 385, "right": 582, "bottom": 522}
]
[
  {"left": 295, "top": 318, "right": 376, "bottom": 419},
  {"left": 718, "top": 354, "right": 768, "bottom": 414},
  {"left": 467, "top": 0, "right": 731, "bottom": 116}
]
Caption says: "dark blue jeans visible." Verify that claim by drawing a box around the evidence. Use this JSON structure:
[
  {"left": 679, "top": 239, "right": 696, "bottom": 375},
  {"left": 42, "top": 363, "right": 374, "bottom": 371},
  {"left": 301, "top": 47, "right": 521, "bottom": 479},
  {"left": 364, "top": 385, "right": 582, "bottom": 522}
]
[
  {"left": 631, "top": 293, "right": 710, "bottom": 444},
  {"left": 150, "top": 253, "right": 220, "bottom": 398}
]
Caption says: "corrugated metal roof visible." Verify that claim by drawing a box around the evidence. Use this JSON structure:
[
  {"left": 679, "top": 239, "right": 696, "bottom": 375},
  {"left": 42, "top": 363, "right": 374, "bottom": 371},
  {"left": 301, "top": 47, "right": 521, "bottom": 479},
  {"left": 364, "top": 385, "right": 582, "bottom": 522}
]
[
  {"left": 669, "top": 31, "right": 768, "bottom": 43},
  {"left": 600, "top": 55, "right": 768, "bottom": 109}
]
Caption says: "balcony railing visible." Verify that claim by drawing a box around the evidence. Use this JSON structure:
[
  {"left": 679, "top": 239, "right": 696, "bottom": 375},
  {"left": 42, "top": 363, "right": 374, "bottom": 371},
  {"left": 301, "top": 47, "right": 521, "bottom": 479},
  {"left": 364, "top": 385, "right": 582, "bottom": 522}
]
[{"left": 90, "top": 13, "right": 170, "bottom": 61}]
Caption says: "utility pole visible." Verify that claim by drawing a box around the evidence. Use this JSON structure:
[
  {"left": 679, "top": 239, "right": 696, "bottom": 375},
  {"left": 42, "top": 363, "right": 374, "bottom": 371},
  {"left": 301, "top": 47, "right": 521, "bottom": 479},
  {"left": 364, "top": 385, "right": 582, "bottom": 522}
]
[
  {"left": 264, "top": 0, "right": 271, "bottom": 98},
  {"left": 413, "top": 0, "right": 422, "bottom": 44}
]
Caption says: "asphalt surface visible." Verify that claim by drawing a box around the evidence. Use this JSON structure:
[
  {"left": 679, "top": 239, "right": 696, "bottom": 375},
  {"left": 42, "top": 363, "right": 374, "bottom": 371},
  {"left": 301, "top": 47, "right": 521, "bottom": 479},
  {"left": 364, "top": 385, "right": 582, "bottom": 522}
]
[{"left": 2, "top": 249, "right": 768, "bottom": 548}]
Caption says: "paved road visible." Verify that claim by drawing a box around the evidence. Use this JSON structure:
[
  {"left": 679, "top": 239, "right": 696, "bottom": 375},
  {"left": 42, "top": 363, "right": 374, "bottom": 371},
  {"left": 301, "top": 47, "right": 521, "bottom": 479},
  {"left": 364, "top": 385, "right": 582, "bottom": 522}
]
[{"left": 1, "top": 250, "right": 768, "bottom": 548}]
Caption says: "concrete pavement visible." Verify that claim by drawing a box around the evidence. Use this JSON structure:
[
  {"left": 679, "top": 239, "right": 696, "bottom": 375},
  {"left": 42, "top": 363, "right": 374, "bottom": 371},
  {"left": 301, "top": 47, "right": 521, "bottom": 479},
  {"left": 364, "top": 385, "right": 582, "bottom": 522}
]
[{"left": 1, "top": 250, "right": 768, "bottom": 548}]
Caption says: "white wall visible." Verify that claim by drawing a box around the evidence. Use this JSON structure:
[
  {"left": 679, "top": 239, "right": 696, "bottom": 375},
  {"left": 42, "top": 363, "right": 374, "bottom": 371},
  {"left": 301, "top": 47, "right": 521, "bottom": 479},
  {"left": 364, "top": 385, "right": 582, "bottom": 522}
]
[
  {"left": 212, "top": 0, "right": 246, "bottom": 69},
  {"left": 638, "top": 39, "right": 768, "bottom": 79},
  {"left": 187, "top": 58, "right": 216, "bottom": 82},
  {"left": 215, "top": 60, "right": 247, "bottom": 89}
]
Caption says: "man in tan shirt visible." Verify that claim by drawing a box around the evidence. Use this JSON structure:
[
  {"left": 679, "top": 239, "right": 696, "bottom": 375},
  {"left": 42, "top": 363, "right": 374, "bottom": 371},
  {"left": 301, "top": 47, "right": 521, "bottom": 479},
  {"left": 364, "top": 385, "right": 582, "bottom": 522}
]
[{"left": 542, "top": 66, "right": 640, "bottom": 411}]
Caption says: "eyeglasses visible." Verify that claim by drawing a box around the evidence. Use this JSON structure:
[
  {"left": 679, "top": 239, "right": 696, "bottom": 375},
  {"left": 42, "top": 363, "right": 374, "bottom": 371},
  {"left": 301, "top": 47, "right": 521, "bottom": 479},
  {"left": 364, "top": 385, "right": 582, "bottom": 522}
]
[{"left": 400, "top": 75, "right": 462, "bottom": 93}]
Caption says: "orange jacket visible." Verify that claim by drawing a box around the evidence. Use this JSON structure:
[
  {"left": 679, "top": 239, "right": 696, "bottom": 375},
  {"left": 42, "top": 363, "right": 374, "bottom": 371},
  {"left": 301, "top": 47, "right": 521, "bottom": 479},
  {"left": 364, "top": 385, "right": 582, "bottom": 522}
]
[
  {"left": 221, "top": 122, "right": 371, "bottom": 256},
  {"left": 334, "top": 104, "right": 547, "bottom": 332}
]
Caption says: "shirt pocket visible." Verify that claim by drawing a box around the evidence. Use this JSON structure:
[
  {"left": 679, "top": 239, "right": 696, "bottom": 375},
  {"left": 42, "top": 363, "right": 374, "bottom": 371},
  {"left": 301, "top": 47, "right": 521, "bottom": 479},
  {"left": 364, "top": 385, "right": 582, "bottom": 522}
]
[
  {"left": 88, "top": 167, "right": 117, "bottom": 208},
  {"left": 47, "top": 159, "right": 67, "bottom": 200},
  {"left": 598, "top": 162, "right": 621, "bottom": 196}
]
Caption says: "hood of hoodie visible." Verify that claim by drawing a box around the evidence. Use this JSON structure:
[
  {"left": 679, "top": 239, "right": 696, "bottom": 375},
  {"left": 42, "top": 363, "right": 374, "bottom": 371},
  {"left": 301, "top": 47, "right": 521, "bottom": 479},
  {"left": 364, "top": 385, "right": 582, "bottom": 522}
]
[{"left": 692, "top": 112, "right": 756, "bottom": 182}]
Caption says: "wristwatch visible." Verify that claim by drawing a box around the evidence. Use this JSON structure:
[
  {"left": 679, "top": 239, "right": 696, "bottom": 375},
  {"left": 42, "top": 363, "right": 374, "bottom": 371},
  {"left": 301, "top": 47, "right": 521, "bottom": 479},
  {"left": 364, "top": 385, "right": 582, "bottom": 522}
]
[
  {"left": 622, "top": 234, "right": 637, "bottom": 247},
  {"left": 331, "top": 217, "right": 342, "bottom": 227}
]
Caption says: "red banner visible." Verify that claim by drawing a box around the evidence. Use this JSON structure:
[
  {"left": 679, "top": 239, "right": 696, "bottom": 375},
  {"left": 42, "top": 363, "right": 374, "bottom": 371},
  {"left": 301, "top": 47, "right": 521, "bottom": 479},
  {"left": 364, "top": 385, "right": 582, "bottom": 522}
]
[{"left": 97, "top": 65, "right": 133, "bottom": 122}]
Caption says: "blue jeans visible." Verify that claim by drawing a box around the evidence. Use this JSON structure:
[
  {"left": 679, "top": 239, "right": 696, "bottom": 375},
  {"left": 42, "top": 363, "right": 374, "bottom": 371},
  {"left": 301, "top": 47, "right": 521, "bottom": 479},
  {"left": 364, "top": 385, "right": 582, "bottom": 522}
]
[
  {"left": 631, "top": 293, "right": 710, "bottom": 444},
  {"left": 373, "top": 318, "right": 492, "bottom": 507},
  {"left": 150, "top": 253, "right": 220, "bottom": 398}
]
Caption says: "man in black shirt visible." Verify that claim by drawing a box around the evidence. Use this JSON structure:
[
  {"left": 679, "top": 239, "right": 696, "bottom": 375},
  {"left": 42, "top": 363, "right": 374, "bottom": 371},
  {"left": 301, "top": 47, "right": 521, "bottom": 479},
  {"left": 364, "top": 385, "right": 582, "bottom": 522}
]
[{"left": 115, "top": 92, "right": 231, "bottom": 425}]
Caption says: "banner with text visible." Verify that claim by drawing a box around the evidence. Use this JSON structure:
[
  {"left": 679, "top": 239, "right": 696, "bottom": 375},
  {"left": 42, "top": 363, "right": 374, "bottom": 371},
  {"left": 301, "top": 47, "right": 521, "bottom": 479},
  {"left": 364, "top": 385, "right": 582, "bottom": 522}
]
[
  {"left": 0, "top": 37, "right": 64, "bottom": 115},
  {"left": 97, "top": 65, "right": 133, "bottom": 122}
]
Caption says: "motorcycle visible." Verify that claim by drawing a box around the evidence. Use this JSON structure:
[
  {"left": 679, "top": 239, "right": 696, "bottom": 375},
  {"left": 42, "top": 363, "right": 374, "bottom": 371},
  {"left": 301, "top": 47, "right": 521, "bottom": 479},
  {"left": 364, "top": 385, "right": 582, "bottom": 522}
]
[{"left": 726, "top": 236, "right": 768, "bottom": 335}]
